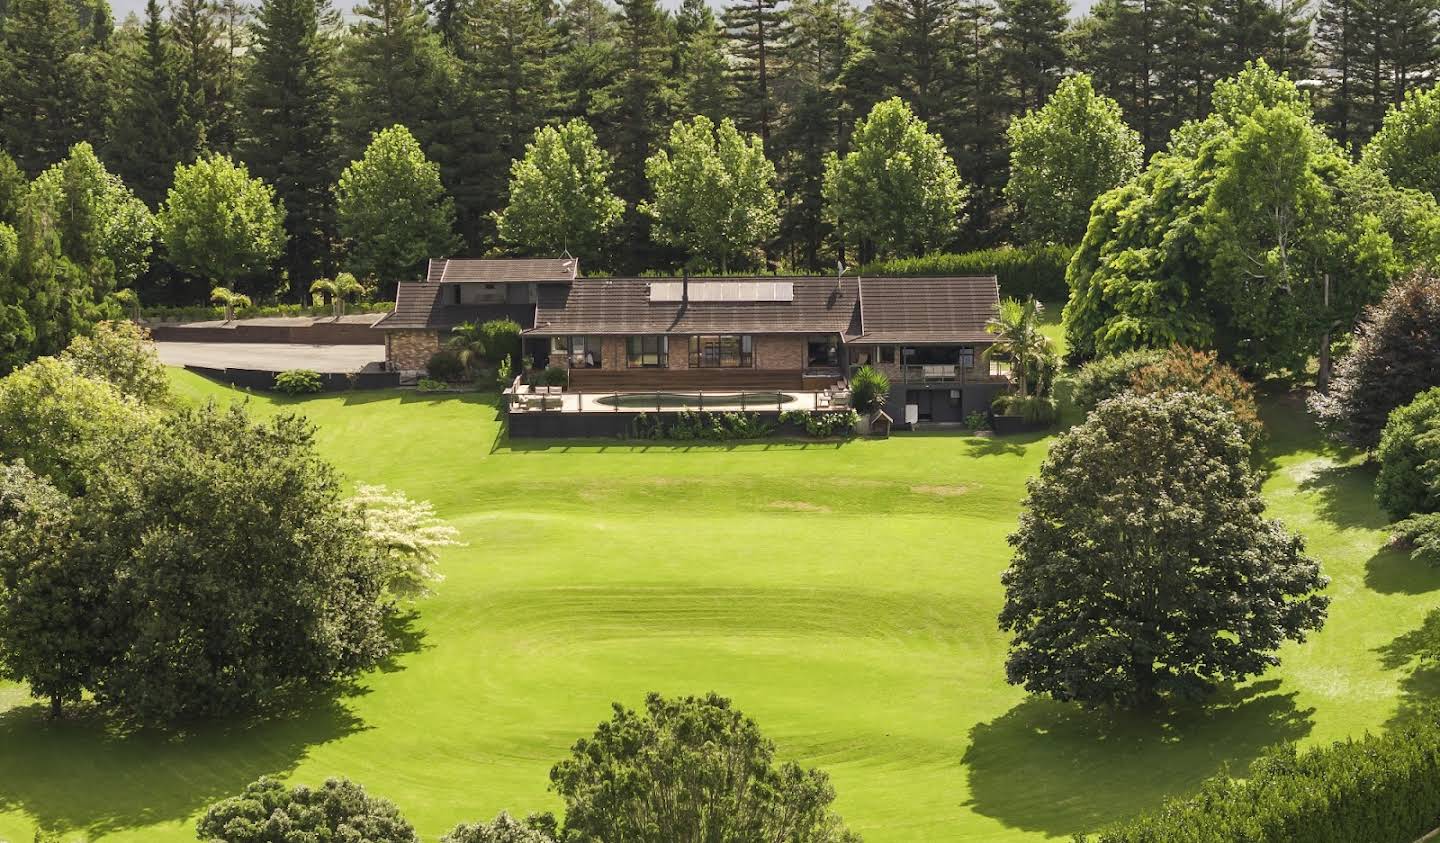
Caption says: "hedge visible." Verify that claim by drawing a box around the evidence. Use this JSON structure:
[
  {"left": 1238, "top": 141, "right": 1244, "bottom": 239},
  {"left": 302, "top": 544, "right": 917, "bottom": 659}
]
[
  {"left": 861, "top": 243, "right": 1076, "bottom": 303},
  {"left": 1083, "top": 720, "right": 1440, "bottom": 843},
  {"left": 141, "top": 301, "right": 393, "bottom": 322}
]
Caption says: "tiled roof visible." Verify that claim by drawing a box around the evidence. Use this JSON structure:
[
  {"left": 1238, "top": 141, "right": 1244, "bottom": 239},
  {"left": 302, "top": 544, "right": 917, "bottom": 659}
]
[
  {"left": 374, "top": 282, "right": 537, "bottom": 330},
  {"left": 854, "top": 276, "right": 999, "bottom": 343},
  {"left": 425, "top": 257, "right": 578, "bottom": 284},
  {"left": 528, "top": 277, "right": 863, "bottom": 336}
]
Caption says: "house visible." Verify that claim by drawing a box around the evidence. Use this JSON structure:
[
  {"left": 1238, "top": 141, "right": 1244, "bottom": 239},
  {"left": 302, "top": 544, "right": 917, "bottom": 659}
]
[{"left": 374, "top": 258, "right": 1009, "bottom": 426}]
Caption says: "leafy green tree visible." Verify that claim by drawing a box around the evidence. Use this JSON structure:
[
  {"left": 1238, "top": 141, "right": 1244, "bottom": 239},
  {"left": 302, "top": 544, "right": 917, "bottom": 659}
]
[
  {"left": 642, "top": 116, "right": 779, "bottom": 272},
  {"left": 209, "top": 287, "right": 252, "bottom": 321},
  {"left": 1005, "top": 73, "right": 1143, "bottom": 243},
  {"left": 822, "top": 97, "right": 968, "bottom": 261},
  {"left": 1072, "top": 347, "right": 1167, "bottom": 412},
  {"left": 495, "top": 120, "right": 625, "bottom": 259},
  {"left": 550, "top": 692, "right": 860, "bottom": 842},
  {"left": 158, "top": 153, "right": 287, "bottom": 295},
  {"left": 1375, "top": 386, "right": 1440, "bottom": 520},
  {"left": 0, "top": 151, "right": 25, "bottom": 226},
  {"left": 1311, "top": 269, "right": 1440, "bottom": 450},
  {"left": 0, "top": 0, "right": 109, "bottom": 174},
  {"left": 1362, "top": 83, "right": 1440, "bottom": 202},
  {"left": 109, "top": 0, "right": 200, "bottom": 206},
  {"left": 984, "top": 296, "right": 1054, "bottom": 398},
  {"left": 242, "top": 0, "right": 342, "bottom": 295},
  {"left": 310, "top": 272, "right": 365, "bottom": 319},
  {"left": 335, "top": 125, "right": 460, "bottom": 292},
  {"left": 197, "top": 777, "right": 418, "bottom": 843},
  {"left": 1001, "top": 391, "right": 1330, "bottom": 708},
  {"left": 60, "top": 321, "right": 170, "bottom": 406},
  {"left": 345, "top": 484, "right": 459, "bottom": 599},
  {"left": 444, "top": 813, "right": 557, "bottom": 843}
]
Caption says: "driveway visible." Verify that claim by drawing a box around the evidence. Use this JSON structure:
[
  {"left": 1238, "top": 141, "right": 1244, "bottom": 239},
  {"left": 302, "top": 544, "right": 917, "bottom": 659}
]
[{"left": 157, "top": 342, "right": 385, "bottom": 373}]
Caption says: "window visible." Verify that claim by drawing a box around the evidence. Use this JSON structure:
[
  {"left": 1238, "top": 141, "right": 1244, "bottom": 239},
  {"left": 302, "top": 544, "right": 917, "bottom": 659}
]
[
  {"left": 688, "top": 335, "right": 753, "bottom": 368},
  {"left": 552, "top": 335, "right": 602, "bottom": 367},
  {"left": 958, "top": 346, "right": 975, "bottom": 369},
  {"left": 451, "top": 285, "right": 462, "bottom": 305},
  {"left": 879, "top": 345, "right": 896, "bottom": 364},
  {"left": 626, "top": 336, "right": 668, "bottom": 368},
  {"left": 807, "top": 334, "right": 838, "bottom": 367}
]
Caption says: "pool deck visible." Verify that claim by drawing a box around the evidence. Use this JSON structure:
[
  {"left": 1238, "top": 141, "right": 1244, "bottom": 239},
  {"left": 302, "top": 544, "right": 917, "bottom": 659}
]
[{"left": 509, "top": 389, "right": 845, "bottom": 414}]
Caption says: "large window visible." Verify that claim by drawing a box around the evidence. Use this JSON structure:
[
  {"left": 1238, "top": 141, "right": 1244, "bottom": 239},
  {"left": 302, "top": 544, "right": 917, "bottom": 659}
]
[
  {"left": 806, "top": 334, "right": 838, "bottom": 367},
  {"left": 688, "top": 335, "right": 753, "bottom": 368},
  {"left": 626, "top": 336, "right": 668, "bottom": 368},
  {"left": 551, "top": 335, "right": 603, "bottom": 368}
]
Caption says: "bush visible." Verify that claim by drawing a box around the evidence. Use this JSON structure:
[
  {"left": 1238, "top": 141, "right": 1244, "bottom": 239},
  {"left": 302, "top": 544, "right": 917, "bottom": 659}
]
[
  {"left": 782, "top": 409, "right": 859, "bottom": 438},
  {"left": 416, "top": 378, "right": 448, "bottom": 392},
  {"left": 992, "top": 394, "right": 1058, "bottom": 425},
  {"left": 60, "top": 321, "right": 170, "bottom": 405},
  {"left": 1375, "top": 387, "right": 1440, "bottom": 519},
  {"left": 481, "top": 318, "right": 522, "bottom": 367},
  {"left": 495, "top": 356, "right": 514, "bottom": 389},
  {"left": 426, "top": 350, "right": 466, "bottom": 382},
  {"left": 849, "top": 365, "right": 890, "bottom": 415},
  {"left": 141, "top": 300, "right": 393, "bottom": 323},
  {"left": 198, "top": 777, "right": 418, "bottom": 843},
  {"left": 273, "top": 369, "right": 323, "bottom": 394},
  {"left": 540, "top": 366, "right": 568, "bottom": 387},
  {"left": 1083, "top": 719, "right": 1440, "bottom": 843},
  {"left": 1072, "top": 348, "right": 1167, "bottom": 412},
  {"left": 1312, "top": 269, "right": 1440, "bottom": 450},
  {"left": 861, "top": 243, "right": 1075, "bottom": 302},
  {"left": 964, "top": 410, "right": 988, "bottom": 430},
  {"left": 636, "top": 411, "right": 775, "bottom": 440}
]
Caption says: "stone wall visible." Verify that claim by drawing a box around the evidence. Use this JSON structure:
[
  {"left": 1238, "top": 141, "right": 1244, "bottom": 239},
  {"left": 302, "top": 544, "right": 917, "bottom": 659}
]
[{"left": 386, "top": 330, "right": 442, "bottom": 372}]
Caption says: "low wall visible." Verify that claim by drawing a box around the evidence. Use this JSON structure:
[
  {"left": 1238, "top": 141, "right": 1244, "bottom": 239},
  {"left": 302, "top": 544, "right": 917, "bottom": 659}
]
[
  {"left": 507, "top": 411, "right": 832, "bottom": 440},
  {"left": 187, "top": 365, "right": 399, "bottom": 392},
  {"left": 151, "top": 321, "right": 383, "bottom": 345}
]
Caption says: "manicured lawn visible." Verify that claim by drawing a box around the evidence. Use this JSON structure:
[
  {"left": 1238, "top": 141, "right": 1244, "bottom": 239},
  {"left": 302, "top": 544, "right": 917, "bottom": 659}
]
[{"left": 1, "top": 372, "right": 1436, "bottom": 842}]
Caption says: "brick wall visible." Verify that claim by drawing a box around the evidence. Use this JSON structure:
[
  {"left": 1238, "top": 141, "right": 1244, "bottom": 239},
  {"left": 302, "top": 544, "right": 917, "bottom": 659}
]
[
  {"left": 754, "top": 334, "right": 805, "bottom": 369},
  {"left": 386, "top": 330, "right": 442, "bottom": 372}
]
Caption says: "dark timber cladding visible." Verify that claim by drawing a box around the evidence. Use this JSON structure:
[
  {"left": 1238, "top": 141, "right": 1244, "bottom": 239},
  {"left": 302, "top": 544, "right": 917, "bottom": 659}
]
[
  {"left": 373, "top": 281, "right": 536, "bottom": 331},
  {"left": 425, "top": 257, "right": 579, "bottom": 284}
]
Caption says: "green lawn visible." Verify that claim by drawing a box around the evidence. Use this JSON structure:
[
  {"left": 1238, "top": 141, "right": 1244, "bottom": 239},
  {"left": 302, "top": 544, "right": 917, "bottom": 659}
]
[{"left": 1, "top": 372, "right": 1437, "bottom": 842}]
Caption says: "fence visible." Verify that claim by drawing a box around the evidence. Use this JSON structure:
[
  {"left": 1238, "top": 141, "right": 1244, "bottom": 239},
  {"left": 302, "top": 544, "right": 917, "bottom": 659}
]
[{"left": 186, "top": 365, "right": 399, "bottom": 392}]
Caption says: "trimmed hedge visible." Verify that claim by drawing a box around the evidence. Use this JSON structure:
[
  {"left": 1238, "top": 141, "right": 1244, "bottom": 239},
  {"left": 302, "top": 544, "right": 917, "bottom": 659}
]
[
  {"left": 141, "top": 301, "right": 393, "bottom": 322},
  {"left": 861, "top": 243, "right": 1075, "bottom": 303},
  {"left": 1083, "top": 720, "right": 1440, "bottom": 843}
]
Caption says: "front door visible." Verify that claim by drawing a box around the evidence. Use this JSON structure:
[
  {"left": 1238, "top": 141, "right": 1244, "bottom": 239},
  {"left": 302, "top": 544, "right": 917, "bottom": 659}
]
[{"left": 907, "top": 389, "right": 934, "bottom": 422}]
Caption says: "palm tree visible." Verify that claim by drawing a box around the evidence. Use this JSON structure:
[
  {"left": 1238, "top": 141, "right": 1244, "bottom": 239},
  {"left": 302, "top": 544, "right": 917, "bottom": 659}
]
[
  {"left": 983, "top": 296, "right": 1054, "bottom": 398},
  {"left": 447, "top": 321, "right": 486, "bottom": 378},
  {"left": 210, "top": 287, "right": 252, "bottom": 322},
  {"left": 310, "top": 272, "right": 367, "bottom": 320}
]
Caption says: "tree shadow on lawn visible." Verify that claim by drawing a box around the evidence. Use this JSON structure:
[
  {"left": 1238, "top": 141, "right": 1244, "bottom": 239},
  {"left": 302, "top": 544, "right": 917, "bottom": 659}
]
[
  {"left": 1378, "top": 610, "right": 1440, "bottom": 730},
  {"left": 1365, "top": 545, "right": 1440, "bottom": 595},
  {"left": 0, "top": 692, "right": 368, "bottom": 839},
  {"left": 1294, "top": 461, "right": 1389, "bottom": 531},
  {"left": 962, "top": 681, "right": 1314, "bottom": 837}
]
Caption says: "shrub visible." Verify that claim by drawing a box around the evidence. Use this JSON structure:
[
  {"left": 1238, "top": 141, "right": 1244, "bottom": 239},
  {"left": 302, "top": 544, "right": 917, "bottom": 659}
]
[
  {"left": 1072, "top": 348, "right": 1167, "bottom": 412},
  {"left": 481, "top": 318, "right": 523, "bottom": 367},
  {"left": 1311, "top": 269, "right": 1440, "bottom": 450},
  {"left": 861, "top": 243, "right": 1075, "bottom": 302},
  {"left": 60, "top": 321, "right": 170, "bottom": 405},
  {"left": 495, "top": 355, "right": 514, "bottom": 389},
  {"left": 198, "top": 777, "right": 418, "bottom": 843},
  {"left": 992, "top": 394, "right": 1058, "bottom": 425},
  {"left": 635, "top": 411, "right": 775, "bottom": 440},
  {"left": 540, "top": 366, "right": 568, "bottom": 387},
  {"left": 1083, "top": 719, "right": 1440, "bottom": 843},
  {"left": 782, "top": 409, "right": 859, "bottom": 438},
  {"left": 416, "top": 378, "right": 448, "bottom": 392},
  {"left": 849, "top": 365, "right": 890, "bottom": 414},
  {"left": 1375, "top": 387, "right": 1440, "bottom": 519},
  {"left": 426, "top": 350, "right": 466, "bottom": 382},
  {"left": 964, "top": 410, "right": 988, "bottom": 430},
  {"left": 273, "top": 369, "right": 323, "bottom": 394}
]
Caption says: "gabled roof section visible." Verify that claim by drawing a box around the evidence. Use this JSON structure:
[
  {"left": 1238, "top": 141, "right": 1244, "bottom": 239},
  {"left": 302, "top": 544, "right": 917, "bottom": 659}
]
[
  {"left": 528, "top": 277, "right": 861, "bottom": 335},
  {"left": 425, "top": 257, "right": 579, "bottom": 284},
  {"left": 373, "top": 282, "right": 536, "bottom": 330},
  {"left": 854, "top": 276, "right": 1000, "bottom": 343}
]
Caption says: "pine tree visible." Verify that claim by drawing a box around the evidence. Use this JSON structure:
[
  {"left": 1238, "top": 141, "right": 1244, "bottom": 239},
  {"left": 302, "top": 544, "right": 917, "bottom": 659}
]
[
  {"left": 675, "top": 0, "right": 735, "bottom": 122},
  {"left": 1075, "top": 0, "right": 1165, "bottom": 154},
  {"left": 554, "top": 0, "right": 620, "bottom": 123},
  {"left": 171, "top": 0, "right": 242, "bottom": 153},
  {"left": 242, "top": 0, "right": 342, "bottom": 295},
  {"left": 994, "top": 0, "right": 1069, "bottom": 115},
  {"left": 865, "top": 0, "right": 959, "bottom": 128},
  {"left": 1156, "top": 0, "right": 1217, "bottom": 127},
  {"left": 0, "top": 0, "right": 109, "bottom": 174},
  {"left": 723, "top": 0, "right": 789, "bottom": 148},
  {"left": 1316, "top": 0, "right": 1364, "bottom": 147},
  {"left": 110, "top": 0, "right": 200, "bottom": 205},
  {"left": 950, "top": 0, "right": 1008, "bottom": 240}
]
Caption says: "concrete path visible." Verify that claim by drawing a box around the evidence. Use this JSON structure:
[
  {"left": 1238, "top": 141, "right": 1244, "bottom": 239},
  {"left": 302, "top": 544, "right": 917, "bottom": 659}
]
[{"left": 157, "top": 342, "right": 385, "bottom": 373}]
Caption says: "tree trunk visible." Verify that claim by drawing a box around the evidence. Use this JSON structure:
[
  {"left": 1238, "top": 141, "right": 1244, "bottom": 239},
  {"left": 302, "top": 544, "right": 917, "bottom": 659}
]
[
  {"left": 1131, "top": 656, "right": 1160, "bottom": 710},
  {"left": 50, "top": 693, "right": 61, "bottom": 719},
  {"left": 1317, "top": 331, "right": 1332, "bottom": 393}
]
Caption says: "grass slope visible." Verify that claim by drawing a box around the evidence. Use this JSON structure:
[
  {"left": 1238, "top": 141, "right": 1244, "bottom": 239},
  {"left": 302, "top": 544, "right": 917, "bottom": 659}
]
[{"left": 0, "top": 372, "right": 1436, "bottom": 842}]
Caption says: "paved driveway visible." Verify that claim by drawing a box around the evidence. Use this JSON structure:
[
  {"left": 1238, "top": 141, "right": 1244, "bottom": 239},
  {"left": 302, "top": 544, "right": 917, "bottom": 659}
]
[{"left": 157, "top": 342, "right": 385, "bottom": 373}]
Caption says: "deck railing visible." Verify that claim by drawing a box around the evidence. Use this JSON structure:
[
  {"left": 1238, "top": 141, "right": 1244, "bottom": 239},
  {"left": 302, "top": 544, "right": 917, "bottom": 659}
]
[{"left": 898, "top": 362, "right": 1010, "bottom": 384}]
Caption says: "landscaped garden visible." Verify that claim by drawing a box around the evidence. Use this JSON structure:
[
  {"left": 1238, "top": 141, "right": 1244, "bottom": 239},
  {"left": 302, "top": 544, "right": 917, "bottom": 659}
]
[{"left": 0, "top": 363, "right": 1434, "bottom": 842}]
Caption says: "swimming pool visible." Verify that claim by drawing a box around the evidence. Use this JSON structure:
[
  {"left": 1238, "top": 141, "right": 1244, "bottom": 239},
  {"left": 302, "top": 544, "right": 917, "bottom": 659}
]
[{"left": 593, "top": 392, "right": 799, "bottom": 409}]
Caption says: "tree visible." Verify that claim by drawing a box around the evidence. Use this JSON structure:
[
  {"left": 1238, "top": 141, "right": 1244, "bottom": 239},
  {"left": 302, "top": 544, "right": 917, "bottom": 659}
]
[
  {"left": 722, "top": 0, "right": 788, "bottom": 148},
  {"left": 197, "top": 777, "right": 418, "bottom": 843},
  {"left": 1073, "top": 0, "right": 1167, "bottom": 154},
  {"left": 550, "top": 692, "right": 859, "bottom": 842},
  {"left": 171, "top": 0, "right": 243, "bottom": 153},
  {"left": 60, "top": 320, "right": 170, "bottom": 406},
  {"left": 209, "top": 287, "right": 252, "bottom": 321},
  {"left": 864, "top": 0, "right": 959, "bottom": 131},
  {"left": 675, "top": 0, "right": 735, "bottom": 122},
  {"left": 345, "top": 484, "right": 459, "bottom": 599},
  {"left": 1005, "top": 74, "right": 1143, "bottom": 243},
  {"left": 445, "top": 814, "right": 557, "bottom": 843},
  {"left": 849, "top": 365, "right": 890, "bottom": 414},
  {"left": 1000, "top": 391, "right": 1329, "bottom": 708},
  {"left": 994, "top": 0, "right": 1068, "bottom": 115},
  {"left": 822, "top": 97, "right": 968, "bottom": 261},
  {"left": 157, "top": 153, "right": 287, "bottom": 296},
  {"left": 1375, "top": 386, "right": 1440, "bottom": 520},
  {"left": 494, "top": 120, "right": 625, "bottom": 259},
  {"left": 310, "top": 272, "right": 365, "bottom": 319},
  {"left": 641, "top": 116, "right": 779, "bottom": 273},
  {"left": 109, "top": 0, "right": 200, "bottom": 206},
  {"left": 1312, "top": 270, "right": 1440, "bottom": 450},
  {"left": 335, "top": 125, "right": 460, "bottom": 293},
  {"left": 242, "top": 0, "right": 342, "bottom": 296},
  {"left": 0, "top": 151, "right": 24, "bottom": 226},
  {"left": 0, "top": 0, "right": 109, "bottom": 174},
  {"left": 1127, "top": 346, "right": 1264, "bottom": 451},
  {"left": 984, "top": 297, "right": 1054, "bottom": 398},
  {"left": 447, "top": 321, "right": 487, "bottom": 377},
  {"left": 1362, "top": 83, "right": 1440, "bottom": 202},
  {"left": 1072, "top": 348, "right": 1167, "bottom": 412}
]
